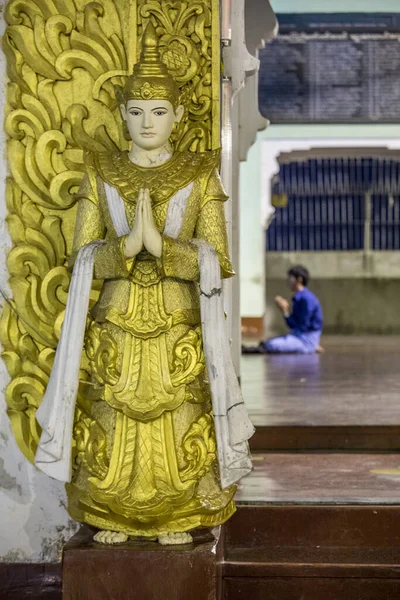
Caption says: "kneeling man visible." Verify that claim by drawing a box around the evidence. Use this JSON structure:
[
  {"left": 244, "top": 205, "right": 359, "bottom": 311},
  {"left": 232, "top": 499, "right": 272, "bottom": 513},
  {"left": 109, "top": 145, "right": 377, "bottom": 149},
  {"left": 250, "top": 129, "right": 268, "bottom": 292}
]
[{"left": 244, "top": 265, "right": 323, "bottom": 355}]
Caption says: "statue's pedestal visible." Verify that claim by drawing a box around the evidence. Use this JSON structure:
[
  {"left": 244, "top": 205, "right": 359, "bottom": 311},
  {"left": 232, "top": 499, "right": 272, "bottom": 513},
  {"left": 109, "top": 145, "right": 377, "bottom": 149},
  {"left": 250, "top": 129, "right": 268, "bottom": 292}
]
[{"left": 62, "top": 527, "right": 218, "bottom": 600}]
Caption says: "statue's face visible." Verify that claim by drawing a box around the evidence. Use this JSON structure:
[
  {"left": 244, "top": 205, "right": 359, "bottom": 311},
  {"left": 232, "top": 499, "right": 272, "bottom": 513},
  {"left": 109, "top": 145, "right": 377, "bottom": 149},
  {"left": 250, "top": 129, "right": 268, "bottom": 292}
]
[{"left": 121, "top": 99, "right": 184, "bottom": 151}]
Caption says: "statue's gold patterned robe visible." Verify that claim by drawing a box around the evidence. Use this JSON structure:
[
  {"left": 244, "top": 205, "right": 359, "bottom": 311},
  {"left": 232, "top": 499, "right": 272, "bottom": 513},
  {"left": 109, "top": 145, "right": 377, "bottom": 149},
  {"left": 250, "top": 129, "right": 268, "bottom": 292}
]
[{"left": 66, "top": 149, "right": 237, "bottom": 536}]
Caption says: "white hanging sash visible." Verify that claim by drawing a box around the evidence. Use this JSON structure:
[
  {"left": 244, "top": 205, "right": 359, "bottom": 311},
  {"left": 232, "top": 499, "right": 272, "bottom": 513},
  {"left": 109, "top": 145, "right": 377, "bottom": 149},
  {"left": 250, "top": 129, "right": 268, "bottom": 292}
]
[
  {"left": 192, "top": 240, "right": 254, "bottom": 488},
  {"left": 35, "top": 241, "right": 104, "bottom": 481},
  {"left": 34, "top": 178, "right": 254, "bottom": 488}
]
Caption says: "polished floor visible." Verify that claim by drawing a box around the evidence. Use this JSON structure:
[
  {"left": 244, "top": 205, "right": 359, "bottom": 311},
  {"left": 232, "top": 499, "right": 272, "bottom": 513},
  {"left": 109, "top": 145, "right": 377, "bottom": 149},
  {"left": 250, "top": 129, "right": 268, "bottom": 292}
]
[
  {"left": 241, "top": 335, "right": 400, "bottom": 426},
  {"left": 237, "top": 453, "right": 400, "bottom": 504}
]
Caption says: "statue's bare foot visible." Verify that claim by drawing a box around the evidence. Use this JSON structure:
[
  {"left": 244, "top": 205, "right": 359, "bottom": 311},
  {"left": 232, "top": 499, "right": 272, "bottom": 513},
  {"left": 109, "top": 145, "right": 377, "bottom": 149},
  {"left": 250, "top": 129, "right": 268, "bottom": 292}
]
[
  {"left": 94, "top": 530, "right": 128, "bottom": 545},
  {"left": 158, "top": 532, "right": 193, "bottom": 545}
]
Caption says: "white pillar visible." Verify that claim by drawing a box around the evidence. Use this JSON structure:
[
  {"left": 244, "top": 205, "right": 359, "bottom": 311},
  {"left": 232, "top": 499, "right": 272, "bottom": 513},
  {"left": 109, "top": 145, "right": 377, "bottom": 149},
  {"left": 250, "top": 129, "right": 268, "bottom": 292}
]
[
  {"left": 221, "top": 0, "right": 275, "bottom": 373},
  {"left": 239, "top": 142, "right": 266, "bottom": 320}
]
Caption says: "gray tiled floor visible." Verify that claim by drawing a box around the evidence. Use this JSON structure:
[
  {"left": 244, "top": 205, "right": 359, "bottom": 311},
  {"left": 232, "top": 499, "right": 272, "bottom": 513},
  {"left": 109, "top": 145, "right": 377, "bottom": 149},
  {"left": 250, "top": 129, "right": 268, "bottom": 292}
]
[{"left": 241, "top": 336, "right": 400, "bottom": 426}]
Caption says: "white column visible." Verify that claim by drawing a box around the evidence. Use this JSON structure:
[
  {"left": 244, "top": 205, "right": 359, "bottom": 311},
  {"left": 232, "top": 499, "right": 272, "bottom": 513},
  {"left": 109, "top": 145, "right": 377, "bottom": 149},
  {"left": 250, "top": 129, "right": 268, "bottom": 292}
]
[
  {"left": 230, "top": 96, "right": 242, "bottom": 372},
  {"left": 239, "top": 142, "right": 266, "bottom": 319},
  {"left": 221, "top": 0, "right": 273, "bottom": 373},
  {"left": 221, "top": 78, "right": 234, "bottom": 346}
]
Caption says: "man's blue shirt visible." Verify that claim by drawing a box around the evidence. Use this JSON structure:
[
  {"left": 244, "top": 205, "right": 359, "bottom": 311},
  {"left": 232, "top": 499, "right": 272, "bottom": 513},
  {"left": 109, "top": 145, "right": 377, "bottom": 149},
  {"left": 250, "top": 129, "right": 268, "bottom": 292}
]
[{"left": 285, "top": 287, "right": 323, "bottom": 335}]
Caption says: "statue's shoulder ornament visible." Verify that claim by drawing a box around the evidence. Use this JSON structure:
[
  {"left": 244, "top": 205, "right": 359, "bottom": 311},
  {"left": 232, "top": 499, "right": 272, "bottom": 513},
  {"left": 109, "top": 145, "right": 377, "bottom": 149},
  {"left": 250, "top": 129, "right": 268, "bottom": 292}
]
[
  {"left": 86, "top": 149, "right": 222, "bottom": 207},
  {"left": 197, "top": 149, "right": 228, "bottom": 209}
]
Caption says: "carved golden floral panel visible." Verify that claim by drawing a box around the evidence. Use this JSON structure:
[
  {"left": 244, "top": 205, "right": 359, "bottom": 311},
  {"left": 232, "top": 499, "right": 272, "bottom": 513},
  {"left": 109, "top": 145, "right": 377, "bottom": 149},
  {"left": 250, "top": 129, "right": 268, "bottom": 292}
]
[{"left": 0, "top": 0, "right": 220, "bottom": 462}]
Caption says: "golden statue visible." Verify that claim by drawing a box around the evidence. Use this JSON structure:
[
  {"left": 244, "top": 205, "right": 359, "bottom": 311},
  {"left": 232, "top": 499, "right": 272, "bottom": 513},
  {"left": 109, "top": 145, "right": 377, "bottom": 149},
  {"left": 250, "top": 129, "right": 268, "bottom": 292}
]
[{"left": 2, "top": 4, "right": 253, "bottom": 546}]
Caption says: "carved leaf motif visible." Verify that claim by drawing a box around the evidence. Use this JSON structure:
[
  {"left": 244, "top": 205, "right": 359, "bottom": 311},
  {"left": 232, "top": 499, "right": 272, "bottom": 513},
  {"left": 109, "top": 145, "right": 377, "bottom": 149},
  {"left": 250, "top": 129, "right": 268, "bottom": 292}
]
[
  {"left": 171, "top": 325, "right": 205, "bottom": 387},
  {"left": 73, "top": 407, "right": 109, "bottom": 479},
  {"left": 180, "top": 413, "right": 216, "bottom": 482},
  {"left": 85, "top": 321, "right": 120, "bottom": 387}
]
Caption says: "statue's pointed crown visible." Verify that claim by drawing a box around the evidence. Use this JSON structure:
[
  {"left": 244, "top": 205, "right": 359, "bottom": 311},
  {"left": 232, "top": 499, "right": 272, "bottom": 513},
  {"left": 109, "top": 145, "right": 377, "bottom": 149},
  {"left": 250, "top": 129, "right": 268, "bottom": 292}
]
[{"left": 119, "top": 22, "right": 180, "bottom": 108}]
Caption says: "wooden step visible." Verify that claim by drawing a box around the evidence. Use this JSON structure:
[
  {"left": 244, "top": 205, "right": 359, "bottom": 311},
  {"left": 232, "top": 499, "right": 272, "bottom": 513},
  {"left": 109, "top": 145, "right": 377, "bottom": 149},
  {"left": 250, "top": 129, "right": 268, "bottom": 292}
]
[
  {"left": 222, "top": 576, "right": 400, "bottom": 599},
  {"left": 250, "top": 425, "right": 400, "bottom": 452},
  {"left": 221, "top": 505, "right": 400, "bottom": 599},
  {"left": 224, "top": 546, "right": 400, "bottom": 578},
  {"left": 225, "top": 505, "right": 400, "bottom": 548}
]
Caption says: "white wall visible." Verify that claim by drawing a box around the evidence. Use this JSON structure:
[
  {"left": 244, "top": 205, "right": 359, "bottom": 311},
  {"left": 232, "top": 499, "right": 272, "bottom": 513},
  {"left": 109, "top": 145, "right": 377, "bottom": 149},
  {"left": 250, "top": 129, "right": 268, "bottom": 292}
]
[
  {"left": 0, "top": 4, "right": 77, "bottom": 563},
  {"left": 265, "top": 251, "right": 400, "bottom": 280}
]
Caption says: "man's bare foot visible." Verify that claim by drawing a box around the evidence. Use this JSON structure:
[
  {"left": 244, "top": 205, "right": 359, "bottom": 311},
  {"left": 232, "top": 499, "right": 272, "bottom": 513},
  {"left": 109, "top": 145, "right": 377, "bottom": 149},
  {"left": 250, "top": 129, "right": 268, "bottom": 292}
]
[
  {"left": 94, "top": 530, "right": 128, "bottom": 545},
  {"left": 316, "top": 345, "right": 325, "bottom": 354},
  {"left": 158, "top": 532, "right": 193, "bottom": 545}
]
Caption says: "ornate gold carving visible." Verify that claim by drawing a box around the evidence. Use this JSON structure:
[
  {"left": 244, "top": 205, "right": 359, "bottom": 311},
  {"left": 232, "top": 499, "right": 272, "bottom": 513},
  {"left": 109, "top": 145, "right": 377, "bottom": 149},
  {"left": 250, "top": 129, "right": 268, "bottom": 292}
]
[
  {"left": 171, "top": 326, "right": 205, "bottom": 387},
  {"left": 85, "top": 322, "right": 120, "bottom": 387},
  {"left": 103, "top": 333, "right": 186, "bottom": 421},
  {"left": 74, "top": 407, "right": 109, "bottom": 480},
  {"left": 180, "top": 413, "right": 216, "bottom": 482},
  {"left": 106, "top": 282, "right": 172, "bottom": 337},
  {"left": 1, "top": 0, "right": 219, "bottom": 462},
  {"left": 0, "top": 303, "right": 49, "bottom": 462},
  {"left": 94, "top": 148, "right": 219, "bottom": 206},
  {"left": 131, "top": 257, "right": 161, "bottom": 287},
  {"left": 117, "top": 22, "right": 181, "bottom": 108}
]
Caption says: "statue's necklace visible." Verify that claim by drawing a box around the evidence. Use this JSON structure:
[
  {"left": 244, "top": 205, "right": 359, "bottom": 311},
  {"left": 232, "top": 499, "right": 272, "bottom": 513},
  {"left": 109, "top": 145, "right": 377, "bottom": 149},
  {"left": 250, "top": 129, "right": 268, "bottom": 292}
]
[
  {"left": 129, "top": 149, "right": 172, "bottom": 168},
  {"left": 96, "top": 149, "right": 204, "bottom": 206}
]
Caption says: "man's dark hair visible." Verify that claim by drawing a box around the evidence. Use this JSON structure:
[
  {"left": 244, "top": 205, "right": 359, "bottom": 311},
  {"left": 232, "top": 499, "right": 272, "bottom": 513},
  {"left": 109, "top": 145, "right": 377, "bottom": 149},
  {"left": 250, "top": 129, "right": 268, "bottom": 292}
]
[{"left": 287, "top": 265, "right": 309, "bottom": 286}]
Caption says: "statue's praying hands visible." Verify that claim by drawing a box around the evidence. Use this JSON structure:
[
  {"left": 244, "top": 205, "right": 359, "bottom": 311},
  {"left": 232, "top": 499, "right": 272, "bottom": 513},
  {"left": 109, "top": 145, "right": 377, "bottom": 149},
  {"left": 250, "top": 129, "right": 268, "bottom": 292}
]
[{"left": 124, "top": 188, "right": 162, "bottom": 259}]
